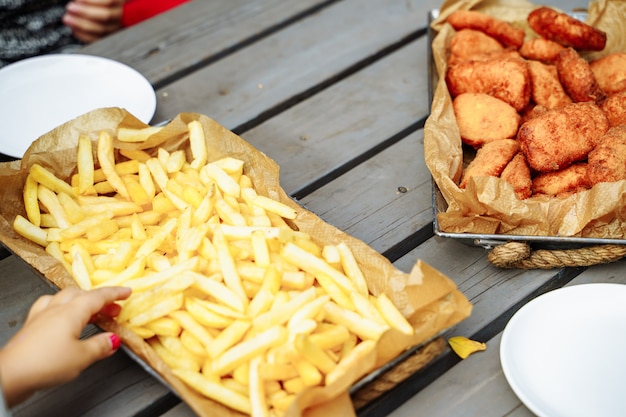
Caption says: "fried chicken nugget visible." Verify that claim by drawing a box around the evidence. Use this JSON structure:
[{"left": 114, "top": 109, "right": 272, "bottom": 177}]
[
  {"left": 556, "top": 47, "right": 606, "bottom": 104},
  {"left": 453, "top": 93, "right": 520, "bottom": 147},
  {"left": 460, "top": 139, "right": 519, "bottom": 189},
  {"left": 448, "top": 29, "right": 504, "bottom": 65},
  {"left": 527, "top": 6, "right": 607, "bottom": 51},
  {"left": 518, "top": 102, "right": 609, "bottom": 172},
  {"left": 532, "top": 163, "right": 590, "bottom": 197},
  {"left": 519, "top": 38, "right": 565, "bottom": 63},
  {"left": 500, "top": 153, "right": 532, "bottom": 199},
  {"left": 446, "top": 57, "right": 531, "bottom": 112},
  {"left": 446, "top": 10, "right": 525, "bottom": 48},
  {"left": 528, "top": 60, "right": 572, "bottom": 109},
  {"left": 587, "top": 125, "right": 626, "bottom": 185},
  {"left": 600, "top": 90, "right": 626, "bottom": 127},
  {"left": 590, "top": 52, "right": 626, "bottom": 96}
]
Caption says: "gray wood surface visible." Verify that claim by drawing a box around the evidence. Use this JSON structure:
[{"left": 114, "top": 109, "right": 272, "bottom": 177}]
[{"left": 0, "top": 0, "right": 619, "bottom": 416}]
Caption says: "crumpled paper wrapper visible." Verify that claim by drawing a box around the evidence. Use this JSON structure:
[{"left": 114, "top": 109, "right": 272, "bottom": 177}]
[
  {"left": 426, "top": 0, "right": 626, "bottom": 238},
  {"left": 0, "top": 108, "right": 472, "bottom": 417}
]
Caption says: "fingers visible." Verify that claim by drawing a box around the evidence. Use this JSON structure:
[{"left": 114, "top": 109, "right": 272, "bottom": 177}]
[
  {"left": 78, "top": 332, "right": 122, "bottom": 367},
  {"left": 63, "top": 0, "right": 124, "bottom": 43}
]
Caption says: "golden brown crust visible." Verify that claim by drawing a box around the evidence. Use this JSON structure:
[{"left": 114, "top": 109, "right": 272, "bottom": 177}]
[
  {"left": 531, "top": 163, "right": 590, "bottom": 196},
  {"left": 600, "top": 91, "right": 626, "bottom": 128},
  {"left": 527, "top": 60, "right": 572, "bottom": 109},
  {"left": 517, "top": 102, "right": 609, "bottom": 172},
  {"left": 527, "top": 6, "right": 607, "bottom": 51},
  {"left": 446, "top": 10, "right": 525, "bottom": 48},
  {"left": 519, "top": 38, "right": 566, "bottom": 63},
  {"left": 500, "top": 153, "right": 532, "bottom": 199},
  {"left": 460, "top": 139, "right": 519, "bottom": 189},
  {"left": 446, "top": 57, "right": 531, "bottom": 112},
  {"left": 448, "top": 29, "right": 504, "bottom": 66},
  {"left": 556, "top": 47, "right": 606, "bottom": 104},
  {"left": 587, "top": 125, "right": 626, "bottom": 185},
  {"left": 453, "top": 93, "right": 521, "bottom": 147},
  {"left": 590, "top": 52, "right": 626, "bottom": 96}
]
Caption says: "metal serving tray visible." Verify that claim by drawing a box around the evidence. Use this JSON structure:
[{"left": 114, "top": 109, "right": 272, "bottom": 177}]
[{"left": 426, "top": 9, "right": 626, "bottom": 250}]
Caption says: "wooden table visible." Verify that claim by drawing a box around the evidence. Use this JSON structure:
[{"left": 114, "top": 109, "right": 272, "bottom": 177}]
[{"left": 2, "top": 0, "right": 622, "bottom": 416}]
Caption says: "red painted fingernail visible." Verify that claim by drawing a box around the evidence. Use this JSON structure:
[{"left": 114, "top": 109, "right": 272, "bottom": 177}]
[{"left": 109, "top": 333, "right": 121, "bottom": 351}]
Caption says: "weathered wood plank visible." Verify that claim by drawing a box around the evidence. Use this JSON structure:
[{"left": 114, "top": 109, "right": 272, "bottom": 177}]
[
  {"left": 150, "top": 0, "right": 440, "bottom": 127},
  {"left": 79, "top": 0, "right": 331, "bottom": 87},
  {"left": 390, "top": 259, "right": 626, "bottom": 417},
  {"left": 243, "top": 35, "right": 429, "bottom": 197}
]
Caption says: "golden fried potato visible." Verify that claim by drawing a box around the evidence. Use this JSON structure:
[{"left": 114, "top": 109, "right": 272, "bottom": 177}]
[
  {"left": 518, "top": 102, "right": 609, "bottom": 172},
  {"left": 500, "top": 153, "right": 532, "bottom": 200},
  {"left": 446, "top": 57, "right": 531, "bottom": 112},
  {"left": 527, "top": 6, "right": 607, "bottom": 51},
  {"left": 446, "top": 10, "right": 525, "bottom": 48},
  {"left": 460, "top": 139, "right": 519, "bottom": 189},
  {"left": 532, "top": 163, "right": 590, "bottom": 197},
  {"left": 448, "top": 29, "right": 504, "bottom": 65},
  {"left": 601, "top": 90, "right": 626, "bottom": 128},
  {"left": 453, "top": 93, "right": 520, "bottom": 147},
  {"left": 600, "top": 90, "right": 626, "bottom": 127},
  {"left": 527, "top": 60, "right": 572, "bottom": 109},
  {"left": 519, "top": 38, "right": 565, "bottom": 63},
  {"left": 587, "top": 125, "right": 626, "bottom": 185},
  {"left": 590, "top": 52, "right": 626, "bottom": 96},
  {"left": 556, "top": 47, "right": 606, "bottom": 104}
]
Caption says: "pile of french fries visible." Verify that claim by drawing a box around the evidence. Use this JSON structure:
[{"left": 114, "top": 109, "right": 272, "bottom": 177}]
[{"left": 13, "top": 121, "right": 415, "bottom": 416}]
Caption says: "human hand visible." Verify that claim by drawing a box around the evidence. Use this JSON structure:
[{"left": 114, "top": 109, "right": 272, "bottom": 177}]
[
  {"left": 62, "top": 0, "right": 126, "bottom": 43},
  {"left": 0, "top": 286, "right": 131, "bottom": 407}
]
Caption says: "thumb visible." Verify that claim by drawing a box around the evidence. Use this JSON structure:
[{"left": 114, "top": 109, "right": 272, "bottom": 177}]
[{"left": 81, "top": 332, "right": 121, "bottom": 364}]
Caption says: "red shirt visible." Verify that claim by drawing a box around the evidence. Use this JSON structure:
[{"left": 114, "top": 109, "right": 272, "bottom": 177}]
[{"left": 122, "top": 0, "right": 191, "bottom": 27}]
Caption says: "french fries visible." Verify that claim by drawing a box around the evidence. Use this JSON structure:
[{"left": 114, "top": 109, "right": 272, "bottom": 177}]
[{"left": 13, "top": 122, "right": 415, "bottom": 417}]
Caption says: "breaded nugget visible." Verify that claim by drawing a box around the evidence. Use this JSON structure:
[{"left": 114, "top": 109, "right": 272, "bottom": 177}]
[
  {"left": 528, "top": 60, "right": 572, "bottom": 109},
  {"left": 532, "top": 163, "right": 590, "bottom": 196},
  {"left": 519, "top": 38, "right": 565, "bottom": 63},
  {"left": 600, "top": 90, "right": 626, "bottom": 127},
  {"left": 448, "top": 29, "right": 504, "bottom": 65},
  {"left": 460, "top": 139, "right": 519, "bottom": 189},
  {"left": 446, "top": 57, "right": 531, "bottom": 112},
  {"left": 447, "top": 10, "right": 525, "bottom": 48},
  {"left": 518, "top": 102, "right": 609, "bottom": 172},
  {"left": 590, "top": 52, "right": 626, "bottom": 96},
  {"left": 500, "top": 153, "right": 532, "bottom": 199},
  {"left": 587, "top": 125, "right": 626, "bottom": 185},
  {"left": 527, "top": 6, "right": 607, "bottom": 51},
  {"left": 453, "top": 93, "right": 520, "bottom": 147},
  {"left": 556, "top": 47, "right": 606, "bottom": 104},
  {"left": 520, "top": 104, "right": 549, "bottom": 125}
]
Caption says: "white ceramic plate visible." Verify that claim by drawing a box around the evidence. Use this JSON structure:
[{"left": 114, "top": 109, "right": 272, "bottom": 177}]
[
  {"left": 500, "top": 283, "right": 626, "bottom": 417},
  {"left": 0, "top": 54, "right": 156, "bottom": 158}
]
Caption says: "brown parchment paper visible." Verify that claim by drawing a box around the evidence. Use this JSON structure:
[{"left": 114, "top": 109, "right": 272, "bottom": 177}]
[
  {"left": 0, "top": 108, "right": 472, "bottom": 417},
  {"left": 425, "top": 0, "right": 626, "bottom": 238}
]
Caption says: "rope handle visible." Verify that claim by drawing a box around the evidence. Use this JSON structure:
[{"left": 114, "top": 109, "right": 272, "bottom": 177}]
[{"left": 488, "top": 241, "right": 626, "bottom": 269}]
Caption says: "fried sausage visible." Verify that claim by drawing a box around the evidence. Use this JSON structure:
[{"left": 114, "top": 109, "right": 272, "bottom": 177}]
[
  {"left": 556, "top": 47, "right": 606, "bottom": 104},
  {"left": 527, "top": 6, "right": 606, "bottom": 51},
  {"left": 519, "top": 38, "right": 566, "bottom": 63}
]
